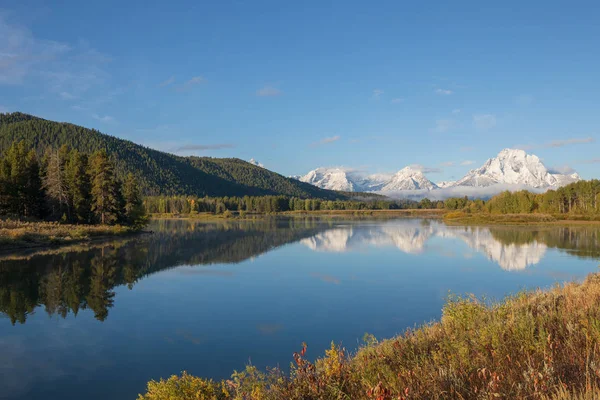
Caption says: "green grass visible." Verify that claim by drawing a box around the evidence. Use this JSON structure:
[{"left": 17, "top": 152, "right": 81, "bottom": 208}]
[
  {"left": 138, "top": 273, "right": 600, "bottom": 399},
  {"left": 0, "top": 219, "right": 138, "bottom": 250}
]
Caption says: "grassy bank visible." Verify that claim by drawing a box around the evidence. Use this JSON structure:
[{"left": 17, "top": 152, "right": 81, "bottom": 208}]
[
  {"left": 0, "top": 219, "right": 141, "bottom": 251},
  {"left": 444, "top": 211, "right": 600, "bottom": 225},
  {"left": 139, "top": 273, "right": 600, "bottom": 399}
]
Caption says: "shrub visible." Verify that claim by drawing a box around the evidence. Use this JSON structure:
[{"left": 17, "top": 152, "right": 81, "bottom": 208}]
[{"left": 138, "top": 273, "right": 600, "bottom": 399}]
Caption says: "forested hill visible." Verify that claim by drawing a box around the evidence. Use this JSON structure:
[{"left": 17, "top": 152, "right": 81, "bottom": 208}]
[{"left": 0, "top": 112, "right": 344, "bottom": 199}]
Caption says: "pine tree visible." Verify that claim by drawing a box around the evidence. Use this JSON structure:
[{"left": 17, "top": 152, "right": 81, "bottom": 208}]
[
  {"left": 3, "top": 141, "right": 28, "bottom": 216},
  {"left": 43, "top": 147, "right": 70, "bottom": 220},
  {"left": 89, "top": 150, "right": 119, "bottom": 225},
  {"left": 122, "top": 173, "right": 147, "bottom": 228},
  {"left": 65, "top": 150, "right": 91, "bottom": 223},
  {"left": 23, "top": 150, "right": 45, "bottom": 218}
]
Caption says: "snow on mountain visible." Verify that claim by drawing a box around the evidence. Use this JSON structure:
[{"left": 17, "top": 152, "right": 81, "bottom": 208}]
[
  {"left": 298, "top": 166, "right": 436, "bottom": 192},
  {"left": 296, "top": 148, "right": 580, "bottom": 195},
  {"left": 297, "top": 168, "right": 388, "bottom": 192},
  {"left": 454, "top": 149, "right": 580, "bottom": 188},
  {"left": 298, "top": 168, "right": 357, "bottom": 191},
  {"left": 248, "top": 158, "right": 264, "bottom": 168},
  {"left": 379, "top": 166, "right": 438, "bottom": 191},
  {"left": 436, "top": 181, "right": 456, "bottom": 189}
]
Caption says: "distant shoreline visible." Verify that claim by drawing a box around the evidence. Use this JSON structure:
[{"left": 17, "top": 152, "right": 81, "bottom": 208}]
[
  {"left": 148, "top": 209, "right": 447, "bottom": 220},
  {"left": 148, "top": 209, "right": 600, "bottom": 226}
]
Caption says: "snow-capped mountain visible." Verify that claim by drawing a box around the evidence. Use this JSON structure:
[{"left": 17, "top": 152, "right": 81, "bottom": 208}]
[
  {"left": 297, "top": 166, "right": 437, "bottom": 192},
  {"left": 379, "top": 166, "right": 437, "bottom": 191},
  {"left": 295, "top": 148, "right": 580, "bottom": 195},
  {"left": 298, "top": 168, "right": 358, "bottom": 191},
  {"left": 436, "top": 181, "right": 456, "bottom": 188},
  {"left": 453, "top": 149, "right": 580, "bottom": 188},
  {"left": 297, "top": 168, "right": 388, "bottom": 192}
]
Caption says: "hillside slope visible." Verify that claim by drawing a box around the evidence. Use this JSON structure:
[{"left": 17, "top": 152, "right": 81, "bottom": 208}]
[{"left": 0, "top": 112, "right": 341, "bottom": 199}]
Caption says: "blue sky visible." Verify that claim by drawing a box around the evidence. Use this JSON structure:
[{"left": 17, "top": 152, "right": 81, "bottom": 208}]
[{"left": 1, "top": 1, "right": 599, "bottom": 181}]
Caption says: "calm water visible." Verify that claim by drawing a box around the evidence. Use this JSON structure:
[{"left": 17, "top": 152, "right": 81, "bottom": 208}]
[{"left": 1, "top": 218, "right": 599, "bottom": 399}]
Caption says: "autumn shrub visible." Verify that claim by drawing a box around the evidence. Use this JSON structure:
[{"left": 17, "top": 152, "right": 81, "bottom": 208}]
[{"left": 138, "top": 273, "right": 600, "bottom": 400}]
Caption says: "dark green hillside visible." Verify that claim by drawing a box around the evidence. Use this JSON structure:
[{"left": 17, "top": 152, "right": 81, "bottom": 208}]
[{"left": 0, "top": 112, "right": 342, "bottom": 199}]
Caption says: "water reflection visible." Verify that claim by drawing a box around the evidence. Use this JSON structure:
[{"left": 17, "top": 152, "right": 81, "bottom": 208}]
[
  {"left": 301, "top": 220, "right": 600, "bottom": 271},
  {"left": 0, "top": 218, "right": 599, "bottom": 325},
  {"left": 0, "top": 218, "right": 326, "bottom": 325}
]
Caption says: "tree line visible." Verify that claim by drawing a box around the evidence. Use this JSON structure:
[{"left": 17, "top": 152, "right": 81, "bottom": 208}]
[
  {"left": 143, "top": 195, "right": 446, "bottom": 214},
  {"left": 144, "top": 179, "right": 600, "bottom": 216},
  {"left": 443, "top": 180, "right": 600, "bottom": 215},
  {"left": 0, "top": 140, "right": 147, "bottom": 228}
]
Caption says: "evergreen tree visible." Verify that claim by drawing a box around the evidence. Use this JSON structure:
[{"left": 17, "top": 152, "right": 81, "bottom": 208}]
[
  {"left": 65, "top": 150, "right": 91, "bottom": 223},
  {"left": 3, "top": 141, "right": 28, "bottom": 216},
  {"left": 23, "top": 150, "right": 45, "bottom": 218},
  {"left": 89, "top": 151, "right": 119, "bottom": 225},
  {"left": 122, "top": 173, "right": 147, "bottom": 228},
  {"left": 43, "top": 147, "right": 70, "bottom": 220}
]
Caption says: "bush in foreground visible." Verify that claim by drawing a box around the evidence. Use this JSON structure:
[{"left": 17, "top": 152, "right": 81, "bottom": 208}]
[{"left": 138, "top": 274, "right": 600, "bottom": 399}]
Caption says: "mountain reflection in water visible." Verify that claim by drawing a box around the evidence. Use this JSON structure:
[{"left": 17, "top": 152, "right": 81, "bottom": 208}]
[
  {"left": 300, "top": 220, "right": 597, "bottom": 271},
  {"left": 0, "top": 218, "right": 599, "bottom": 325}
]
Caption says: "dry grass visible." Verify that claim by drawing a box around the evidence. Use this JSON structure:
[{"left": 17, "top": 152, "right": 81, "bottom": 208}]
[
  {"left": 443, "top": 212, "right": 600, "bottom": 226},
  {"left": 0, "top": 219, "right": 134, "bottom": 250},
  {"left": 139, "top": 273, "right": 600, "bottom": 400}
]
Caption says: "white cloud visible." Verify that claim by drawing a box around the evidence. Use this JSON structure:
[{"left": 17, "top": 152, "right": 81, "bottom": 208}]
[
  {"left": 548, "top": 137, "right": 595, "bottom": 147},
  {"left": 440, "top": 161, "right": 455, "bottom": 167},
  {"left": 175, "top": 76, "right": 205, "bottom": 92},
  {"left": 0, "top": 14, "right": 113, "bottom": 100},
  {"left": 460, "top": 160, "right": 475, "bottom": 166},
  {"left": 372, "top": 89, "right": 384, "bottom": 99},
  {"left": 390, "top": 97, "right": 403, "bottom": 103},
  {"left": 256, "top": 85, "right": 282, "bottom": 97},
  {"left": 516, "top": 137, "right": 595, "bottom": 151},
  {"left": 460, "top": 146, "right": 475, "bottom": 152},
  {"left": 383, "top": 183, "right": 548, "bottom": 201},
  {"left": 311, "top": 135, "right": 341, "bottom": 147},
  {"left": 548, "top": 165, "right": 576, "bottom": 174},
  {"left": 409, "top": 164, "right": 442, "bottom": 174},
  {"left": 473, "top": 114, "right": 497, "bottom": 131},
  {"left": 435, "top": 88, "right": 453, "bottom": 95},
  {"left": 452, "top": 108, "right": 461, "bottom": 114}
]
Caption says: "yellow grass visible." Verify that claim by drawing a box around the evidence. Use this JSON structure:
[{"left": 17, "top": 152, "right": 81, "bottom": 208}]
[
  {"left": 139, "top": 273, "right": 600, "bottom": 399},
  {"left": 0, "top": 219, "right": 135, "bottom": 250}
]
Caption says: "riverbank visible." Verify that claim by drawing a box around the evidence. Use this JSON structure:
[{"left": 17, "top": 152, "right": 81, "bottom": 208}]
[
  {"left": 444, "top": 211, "right": 600, "bottom": 225},
  {"left": 0, "top": 220, "right": 143, "bottom": 252},
  {"left": 139, "top": 273, "right": 600, "bottom": 399},
  {"left": 149, "top": 209, "right": 447, "bottom": 220}
]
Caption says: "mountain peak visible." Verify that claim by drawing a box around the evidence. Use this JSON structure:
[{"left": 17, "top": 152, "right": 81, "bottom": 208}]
[
  {"left": 382, "top": 166, "right": 437, "bottom": 191},
  {"left": 455, "top": 148, "right": 579, "bottom": 188}
]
